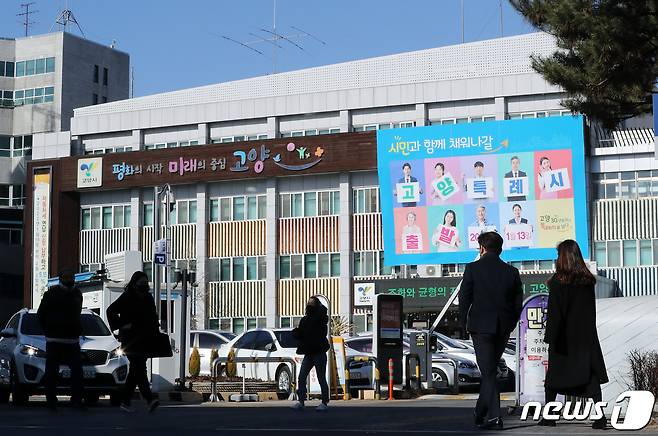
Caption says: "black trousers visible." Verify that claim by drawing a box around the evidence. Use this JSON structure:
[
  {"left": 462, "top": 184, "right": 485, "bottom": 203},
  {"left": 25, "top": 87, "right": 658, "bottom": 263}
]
[
  {"left": 472, "top": 332, "right": 509, "bottom": 420},
  {"left": 45, "top": 342, "right": 83, "bottom": 404},
  {"left": 124, "top": 355, "right": 153, "bottom": 404}
]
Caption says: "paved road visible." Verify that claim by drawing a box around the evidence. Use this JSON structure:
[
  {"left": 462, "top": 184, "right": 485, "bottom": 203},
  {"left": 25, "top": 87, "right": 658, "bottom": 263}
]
[{"left": 0, "top": 397, "right": 656, "bottom": 435}]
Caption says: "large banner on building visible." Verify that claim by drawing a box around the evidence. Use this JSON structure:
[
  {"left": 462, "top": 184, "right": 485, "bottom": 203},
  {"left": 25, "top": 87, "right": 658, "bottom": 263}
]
[
  {"left": 32, "top": 168, "right": 52, "bottom": 308},
  {"left": 377, "top": 116, "right": 588, "bottom": 265}
]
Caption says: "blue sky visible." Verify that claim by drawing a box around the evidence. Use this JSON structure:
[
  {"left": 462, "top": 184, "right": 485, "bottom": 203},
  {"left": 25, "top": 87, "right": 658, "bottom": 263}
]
[{"left": 2, "top": 0, "right": 537, "bottom": 97}]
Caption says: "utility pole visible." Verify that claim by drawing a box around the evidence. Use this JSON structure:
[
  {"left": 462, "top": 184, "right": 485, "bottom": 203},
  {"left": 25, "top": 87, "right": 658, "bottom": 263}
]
[
  {"left": 499, "top": 0, "right": 504, "bottom": 38},
  {"left": 461, "top": 0, "right": 465, "bottom": 43},
  {"left": 18, "top": 3, "right": 37, "bottom": 37}
]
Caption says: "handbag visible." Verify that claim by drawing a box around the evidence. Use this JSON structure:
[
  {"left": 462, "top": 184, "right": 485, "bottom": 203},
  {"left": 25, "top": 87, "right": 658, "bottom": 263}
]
[{"left": 144, "top": 331, "right": 173, "bottom": 358}]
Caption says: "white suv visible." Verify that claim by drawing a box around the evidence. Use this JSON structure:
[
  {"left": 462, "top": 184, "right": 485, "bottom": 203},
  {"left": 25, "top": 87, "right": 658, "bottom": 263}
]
[{"left": 0, "top": 308, "right": 129, "bottom": 405}]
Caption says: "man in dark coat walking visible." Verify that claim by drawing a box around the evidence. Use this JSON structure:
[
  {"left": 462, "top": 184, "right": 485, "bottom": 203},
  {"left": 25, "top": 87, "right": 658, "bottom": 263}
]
[
  {"left": 459, "top": 232, "right": 523, "bottom": 429},
  {"left": 37, "top": 268, "right": 84, "bottom": 410}
]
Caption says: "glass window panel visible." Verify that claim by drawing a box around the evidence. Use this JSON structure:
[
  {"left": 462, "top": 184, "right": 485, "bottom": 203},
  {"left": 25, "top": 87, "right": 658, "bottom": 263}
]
[
  {"left": 363, "top": 252, "right": 375, "bottom": 276},
  {"left": 304, "top": 129, "right": 317, "bottom": 136},
  {"left": 455, "top": 117, "right": 469, "bottom": 124},
  {"left": 605, "top": 182, "right": 619, "bottom": 199},
  {"left": 355, "top": 190, "right": 365, "bottom": 214},
  {"left": 623, "top": 240, "right": 637, "bottom": 266},
  {"left": 291, "top": 255, "right": 303, "bottom": 279},
  {"left": 620, "top": 181, "right": 635, "bottom": 199},
  {"left": 15, "top": 61, "right": 25, "bottom": 77},
  {"left": 25, "top": 60, "right": 35, "bottom": 75},
  {"left": 280, "top": 194, "right": 291, "bottom": 218},
  {"left": 82, "top": 209, "right": 91, "bottom": 230},
  {"left": 102, "top": 206, "right": 112, "bottom": 229},
  {"left": 220, "top": 198, "right": 232, "bottom": 221},
  {"left": 247, "top": 318, "right": 257, "bottom": 330},
  {"left": 638, "top": 180, "right": 651, "bottom": 197},
  {"left": 233, "top": 197, "right": 245, "bottom": 220},
  {"left": 113, "top": 206, "right": 124, "bottom": 228},
  {"left": 353, "top": 253, "right": 362, "bottom": 276},
  {"left": 379, "top": 251, "right": 393, "bottom": 275},
  {"left": 318, "top": 192, "right": 330, "bottom": 215},
  {"left": 178, "top": 201, "right": 188, "bottom": 224},
  {"left": 144, "top": 204, "right": 153, "bottom": 226},
  {"left": 332, "top": 191, "right": 340, "bottom": 214},
  {"left": 189, "top": 200, "right": 197, "bottom": 223},
  {"left": 291, "top": 193, "right": 303, "bottom": 217},
  {"left": 317, "top": 254, "right": 330, "bottom": 277},
  {"left": 46, "top": 57, "right": 55, "bottom": 73},
  {"left": 594, "top": 242, "right": 606, "bottom": 267},
  {"left": 246, "top": 196, "right": 258, "bottom": 220},
  {"left": 639, "top": 240, "right": 652, "bottom": 266},
  {"left": 90, "top": 207, "right": 100, "bottom": 229},
  {"left": 607, "top": 241, "right": 621, "bottom": 267},
  {"left": 233, "top": 318, "right": 244, "bottom": 335},
  {"left": 124, "top": 206, "right": 131, "bottom": 227},
  {"left": 220, "top": 259, "right": 231, "bottom": 281},
  {"left": 304, "top": 192, "right": 317, "bottom": 217},
  {"left": 304, "top": 254, "right": 317, "bottom": 278},
  {"left": 279, "top": 256, "right": 291, "bottom": 279},
  {"left": 330, "top": 254, "right": 340, "bottom": 276},
  {"left": 35, "top": 58, "right": 45, "bottom": 74},
  {"left": 257, "top": 195, "right": 266, "bottom": 219},
  {"left": 206, "top": 259, "right": 219, "bottom": 282},
  {"left": 210, "top": 199, "right": 219, "bottom": 222},
  {"left": 246, "top": 257, "right": 257, "bottom": 280},
  {"left": 258, "top": 257, "right": 266, "bottom": 280},
  {"left": 654, "top": 240, "right": 658, "bottom": 265}
]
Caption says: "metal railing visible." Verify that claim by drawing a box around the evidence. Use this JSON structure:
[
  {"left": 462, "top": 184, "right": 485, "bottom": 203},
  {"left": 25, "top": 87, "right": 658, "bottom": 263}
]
[{"left": 209, "top": 355, "right": 298, "bottom": 402}]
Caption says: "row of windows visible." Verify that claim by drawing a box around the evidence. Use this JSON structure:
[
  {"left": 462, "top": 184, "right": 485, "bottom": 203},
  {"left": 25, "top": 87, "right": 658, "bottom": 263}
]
[
  {"left": 353, "top": 121, "right": 415, "bottom": 132},
  {"left": 507, "top": 110, "right": 571, "bottom": 119},
  {"left": 0, "top": 227, "right": 23, "bottom": 246},
  {"left": 353, "top": 251, "right": 394, "bottom": 277},
  {"left": 280, "top": 191, "right": 340, "bottom": 218},
  {"left": 209, "top": 317, "right": 266, "bottom": 335},
  {"left": 85, "top": 146, "right": 133, "bottom": 155},
  {"left": 353, "top": 187, "right": 380, "bottom": 214},
  {"left": 0, "top": 135, "right": 32, "bottom": 158},
  {"left": 592, "top": 171, "right": 658, "bottom": 200},
  {"left": 0, "top": 90, "right": 12, "bottom": 108},
  {"left": 210, "top": 195, "right": 266, "bottom": 222},
  {"left": 93, "top": 65, "right": 108, "bottom": 86},
  {"left": 0, "top": 185, "right": 25, "bottom": 207},
  {"left": 143, "top": 200, "right": 197, "bottom": 226},
  {"left": 593, "top": 239, "right": 658, "bottom": 268},
  {"left": 210, "top": 134, "right": 268, "bottom": 144},
  {"left": 13, "top": 87, "right": 55, "bottom": 106},
  {"left": 0, "top": 57, "right": 55, "bottom": 78},
  {"left": 280, "top": 128, "right": 340, "bottom": 137},
  {"left": 430, "top": 115, "right": 496, "bottom": 125},
  {"left": 279, "top": 253, "right": 340, "bottom": 279},
  {"left": 207, "top": 256, "right": 267, "bottom": 282},
  {"left": 81, "top": 205, "right": 132, "bottom": 230},
  {"left": 144, "top": 140, "right": 199, "bottom": 150}
]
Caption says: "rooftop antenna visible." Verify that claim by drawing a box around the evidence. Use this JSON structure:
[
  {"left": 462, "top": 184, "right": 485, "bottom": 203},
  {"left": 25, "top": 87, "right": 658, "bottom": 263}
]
[
  {"left": 499, "top": 0, "right": 504, "bottom": 37},
  {"left": 460, "top": 0, "right": 465, "bottom": 43},
  {"left": 18, "top": 2, "right": 38, "bottom": 37},
  {"left": 217, "top": 0, "right": 326, "bottom": 74},
  {"left": 50, "top": 0, "right": 85, "bottom": 38}
]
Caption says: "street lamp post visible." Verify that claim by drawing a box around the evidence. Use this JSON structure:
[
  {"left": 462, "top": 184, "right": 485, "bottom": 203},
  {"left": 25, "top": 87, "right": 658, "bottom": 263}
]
[{"left": 153, "top": 183, "right": 173, "bottom": 333}]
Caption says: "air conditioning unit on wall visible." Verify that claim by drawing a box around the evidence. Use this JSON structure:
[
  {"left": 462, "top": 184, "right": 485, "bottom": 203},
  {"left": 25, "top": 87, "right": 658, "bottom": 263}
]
[{"left": 417, "top": 265, "right": 440, "bottom": 277}]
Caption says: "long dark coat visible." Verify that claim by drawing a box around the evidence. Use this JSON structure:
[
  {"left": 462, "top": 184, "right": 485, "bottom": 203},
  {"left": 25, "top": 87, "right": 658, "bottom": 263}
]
[
  {"left": 544, "top": 278, "right": 609, "bottom": 393},
  {"left": 292, "top": 304, "right": 330, "bottom": 355},
  {"left": 106, "top": 287, "right": 160, "bottom": 356}
]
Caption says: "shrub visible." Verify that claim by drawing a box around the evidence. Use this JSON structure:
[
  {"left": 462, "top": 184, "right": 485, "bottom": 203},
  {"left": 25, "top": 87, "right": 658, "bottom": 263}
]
[
  {"left": 627, "top": 349, "right": 658, "bottom": 397},
  {"left": 226, "top": 348, "right": 237, "bottom": 377},
  {"left": 210, "top": 347, "right": 219, "bottom": 374},
  {"left": 189, "top": 346, "right": 201, "bottom": 377}
]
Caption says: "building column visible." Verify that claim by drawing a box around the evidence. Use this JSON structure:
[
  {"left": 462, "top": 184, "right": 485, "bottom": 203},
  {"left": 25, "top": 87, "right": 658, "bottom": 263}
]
[
  {"left": 130, "top": 188, "right": 141, "bottom": 251},
  {"left": 265, "top": 178, "right": 278, "bottom": 327},
  {"left": 495, "top": 97, "right": 507, "bottom": 121},
  {"left": 415, "top": 103, "right": 428, "bottom": 126},
  {"left": 267, "top": 116, "right": 279, "bottom": 139},
  {"left": 131, "top": 129, "right": 142, "bottom": 151},
  {"left": 195, "top": 183, "right": 208, "bottom": 329},
  {"left": 339, "top": 110, "right": 351, "bottom": 133},
  {"left": 197, "top": 123, "right": 209, "bottom": 145},
  {"left": 338, "top": 173, "right": 352, "bottom": 322}
]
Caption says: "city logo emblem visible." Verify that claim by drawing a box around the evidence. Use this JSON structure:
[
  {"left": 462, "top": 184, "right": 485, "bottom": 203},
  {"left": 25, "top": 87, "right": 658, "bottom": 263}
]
[
  {"left": 77, "top": 157, "right": 103, "bottom": 188},
  {"left": 354, "top": 283, "right": 375, "bottom": 306}
]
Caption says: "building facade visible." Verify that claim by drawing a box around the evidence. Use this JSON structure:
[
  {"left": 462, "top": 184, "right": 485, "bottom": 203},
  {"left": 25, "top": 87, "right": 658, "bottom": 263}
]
[
  {"left": 24, "top": 32, "right": 656, "bottom": 333},
  {"left": 0, "top": 31, "right": 129, "bottom": 324}
]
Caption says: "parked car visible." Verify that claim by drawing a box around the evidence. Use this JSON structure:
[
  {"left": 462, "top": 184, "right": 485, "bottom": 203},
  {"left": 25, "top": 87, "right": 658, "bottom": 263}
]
[
  {"left": 0, "top": 308, "right": 129, "bottom": 406},
  {"left": 217, "top": 328, "right": 304, "bottom": 399},
  {"left": 456, "top": 335, "right": 517, "bottom": 390},
  {"left": 344, "top": 334, "right": 476, "bottom": 392},
  {"left": 190, "top": 330, "right": 236, "bottom": 375}
]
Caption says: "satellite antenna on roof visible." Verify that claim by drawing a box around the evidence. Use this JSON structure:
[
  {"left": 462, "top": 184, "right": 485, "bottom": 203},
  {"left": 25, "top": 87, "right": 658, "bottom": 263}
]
[
  {"left": 216, "top": 0, "right": 326, "bottom": 74},
  {"left": 50, "top": 0, "right": 85, "bottom": 38}
]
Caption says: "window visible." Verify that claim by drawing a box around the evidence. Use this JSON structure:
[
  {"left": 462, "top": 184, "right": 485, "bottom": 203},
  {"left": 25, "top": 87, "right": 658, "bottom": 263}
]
[
  {"left": 303, "top": 192, "right": 317, "bottom": 217},
  {"left": 81, "top": 205, "right": 131, "bottom": 230},
  {"left": 233, "top": 197, "right": 245, "bottom": 220},
  {"left": 103, "top": 67, "right": 108, "bottom": 86},
  {"left": 280, "top": 253, "right": 339, "bottom": 279},
  {"left": 639, "top": 240, "right": 652, "bottom": 266},
  {"left": 143, "top": 204, "right": 153, "bottom": 226},
  {"left": 176, "top": 200, "right": 197, "bottom": 224},
  {"left": 13, "top": 135, "right": 32, "bottom": 157},
  {"left": 209, "top": 257, "right": 266, "bottom": 282},
  {"left": 46, "top": 57, "right": 55, "bottom": 73},
  {"left": 102, "top": 206, "right": 112, "bottom": 229},
  {"left": 592, "top": 171, "right": 658, "bottom": 200},
  {"left": 353, "top": 122, "right": 415, "bottom": 132},
  {"left": 0, "top": 185, "right": 9, "bottom": 206},
  {"left": 102, "top": 96, "right": 107, "bottom": 103},
  {"left": 14, "top": 87, "right": 53, "bottom": 106},
  {"left": 93, "top": 65, "right": 99, "bottom": 83},
  {"left": 210, "top": 195, "right": 266, "bottom": 222},
  {"left": 280, "top": 191, "right": 339, "bottom": 217},
  {"left": 232, "top": 257, "right": 245, "bottom": 281},
  {"left": 0, "top": 227, "right": 22, "bottom": 246},
  {"left": 353, "top": 187, "right": 380, "bottom": 213},
  {"left": 354, "top": 251, "right": 391, "bottom": 276},
  {"left": 608, "top": 241, "right": 621, "bottom": 267},
  {"left": 220, "top": 258, "right": 231, "bottom": 281},
  {"left": 304, "top": 254, "right": 316, "bottom": 278},
  {"left": 25, "top": 59, "right": 35, "bottom": 76},
  {"left": 0, "top": 136, "right": 9, "bottom": 157},
  {"left": 35, "top": 58, "right": 45, "bottom": 74}
]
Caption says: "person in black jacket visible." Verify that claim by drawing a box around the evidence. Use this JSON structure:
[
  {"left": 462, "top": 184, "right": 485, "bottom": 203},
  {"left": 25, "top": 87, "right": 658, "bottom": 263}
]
[
  {"left": 539, "top": 240, "right": 609, "bottom": 430},
  {"left": 459, "top": 232, "right": 523, "bottom": 430},
  {"left": 290, "top": 297, "right": 330, "bottom": 411},
  {"left": 106, "top": 271, "right": 160, "bottom": 413},
  {"left": 37, "top": 268, "right": 84, "bottom": 410}
]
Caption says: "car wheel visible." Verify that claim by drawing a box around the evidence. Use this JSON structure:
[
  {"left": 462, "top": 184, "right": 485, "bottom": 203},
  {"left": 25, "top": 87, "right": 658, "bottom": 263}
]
[
  {"left": 431, "top": 368, "right": 449, "bottom": 389},
  {"left": 0, "top": 386, "right": 9, "bottom": 403},
  {"left": 110, "top": 392, "right": 123, "bottom": 407},
  {"left": 10, "top": 364, "right": 28, "bottom": 406},
  {"left": 275, "top": 365, "right": 292, "bottom": 400},
  {"left": 84, "top": 393, "right": 100, "bottom": 405}
]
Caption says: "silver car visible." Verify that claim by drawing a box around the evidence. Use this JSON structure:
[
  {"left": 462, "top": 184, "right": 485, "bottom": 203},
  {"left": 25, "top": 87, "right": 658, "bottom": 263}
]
[{"left": 0, "top": 308, "right": 129, "bottom": 405}]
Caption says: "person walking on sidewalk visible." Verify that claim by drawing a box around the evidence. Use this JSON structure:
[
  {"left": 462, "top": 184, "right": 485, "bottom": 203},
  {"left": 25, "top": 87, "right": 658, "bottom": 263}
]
[
  {"left": 38, "top": 268, "right": 84, "bottom": 411},
  {"left": 459, "top": 232, "right": 523, "bottom": 430},
  {"left": 107, "top": 271, "right": 160, "bottom": 413},
  {"left": 291, "top": 297, "right": 330, "bottom": 412},
  {"left": 538, "top": 239, "right": 609, "bottom": 430}
]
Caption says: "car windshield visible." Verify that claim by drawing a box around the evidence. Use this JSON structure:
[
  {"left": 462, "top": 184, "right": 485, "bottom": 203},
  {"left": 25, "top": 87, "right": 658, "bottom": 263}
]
[
  {"left": 20, "top": 314, "right": 111, "bottom": 336},
  {"left": 435, "top": 332, "right": 469, "bottom": 349},
  {"left": 274, "top": 330, "right": 299, "bottom": 349},
  {"left": 222, "top": 332, "right": 237, "bottom": 341}
]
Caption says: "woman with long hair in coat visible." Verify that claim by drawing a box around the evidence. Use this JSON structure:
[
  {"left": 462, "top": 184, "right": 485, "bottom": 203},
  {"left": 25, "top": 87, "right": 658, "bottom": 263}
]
[
  {"left": 539, "top": 240, "right": 609, "bottom": 429},
  {"left": 107, "top": 271, "right": 161, "bottom": 413}
]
